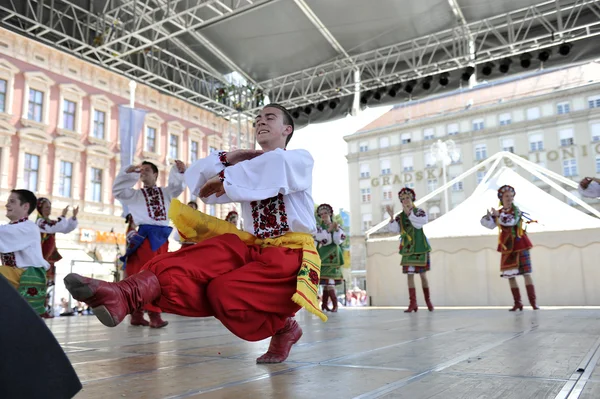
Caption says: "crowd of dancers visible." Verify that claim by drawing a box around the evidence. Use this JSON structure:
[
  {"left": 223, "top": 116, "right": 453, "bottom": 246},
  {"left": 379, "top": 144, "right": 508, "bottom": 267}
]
[{"left": 1, "top": 103, "right": 600, "bottom": 365}]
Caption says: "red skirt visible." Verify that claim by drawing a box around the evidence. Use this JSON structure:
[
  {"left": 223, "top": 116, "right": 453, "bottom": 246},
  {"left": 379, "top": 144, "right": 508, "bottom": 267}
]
[{"left": 141, "top": 233, "right": 302, "bottom": 342}]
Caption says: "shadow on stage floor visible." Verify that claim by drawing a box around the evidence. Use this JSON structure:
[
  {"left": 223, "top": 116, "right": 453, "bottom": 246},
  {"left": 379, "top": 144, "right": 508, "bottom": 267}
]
[{"left": 46, "top": 307, "right": 600, "bottom": 399}]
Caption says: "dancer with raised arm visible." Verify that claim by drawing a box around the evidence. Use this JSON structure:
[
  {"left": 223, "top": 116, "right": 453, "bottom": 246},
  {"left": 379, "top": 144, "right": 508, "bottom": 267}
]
[
  {"left": 64, "top": 104, "right": 325, "bottom": 364},
  {"left": 481, "top": 185, "right": 539, "bottom": 311},
  {"left": 579, "top": 177, "right": 600, "bottom": 198},
  {"left": 387, "top": 188, "right": 433, "bottom": 313}
]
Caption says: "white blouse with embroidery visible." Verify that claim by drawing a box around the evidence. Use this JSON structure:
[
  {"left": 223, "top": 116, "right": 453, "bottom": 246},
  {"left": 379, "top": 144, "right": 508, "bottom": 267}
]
[
  {"left": 185, "top": 149, "right": 317, "bottom": 238},
  {"left": 388, "top": 208, "right": 429, "bottom": 233},
  {"left": 0, "top": 219, "right": 50, "bottom": 269},
  {"left": 314, "top": 226, "right": 345, "bottom": 246},
  {"left": 481, "top": 208, "right": 520, "bottom": 229},
  {"left": 36, "top": 216, "right": 78, "bottom": 234},
  {"left": 579, "top": 181, "right": 600, "bottom": 199},
  {"left": 113, "top": 165, "right": 185, "bottom": 227}
]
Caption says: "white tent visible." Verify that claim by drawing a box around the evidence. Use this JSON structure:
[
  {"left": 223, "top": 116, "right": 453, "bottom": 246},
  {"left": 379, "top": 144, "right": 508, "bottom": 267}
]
[{"left": 366, "top": 154, "right": 600, "bottom": 307}]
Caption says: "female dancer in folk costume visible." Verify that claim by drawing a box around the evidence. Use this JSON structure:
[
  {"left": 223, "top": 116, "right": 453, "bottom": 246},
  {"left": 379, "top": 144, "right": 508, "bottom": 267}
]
[
  {"left": 36, "top": 198, "right": 78, "bottom": 318},
  {"left": 225, "top": 210, "right": 239, "bottom": 226},
  {"left": 314, "top": 203, "right": 345, "bottom": 312},
  {"left": 579, "top": 177, "right": 600, "bottom": 198},
  {"left": 387, "top": 188, "right": 433, "bottom": 313},
  {"left": 480, "top": 185, "right": 539, "bottom": 311}
]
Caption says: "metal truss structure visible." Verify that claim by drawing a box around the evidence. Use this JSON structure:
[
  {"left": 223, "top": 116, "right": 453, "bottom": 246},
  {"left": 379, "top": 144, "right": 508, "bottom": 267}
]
[
  {"left": 260, "top": 0, "right": 600, "bottom": 111},
  {"left": 1, "top": 0, "right": 600, "bottom": 118}
]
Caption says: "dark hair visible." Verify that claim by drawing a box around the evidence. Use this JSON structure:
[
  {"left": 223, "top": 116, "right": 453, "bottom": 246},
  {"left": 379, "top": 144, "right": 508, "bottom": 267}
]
[
  {"left": 142, "top": 161, "right": 159, "bottom": 175},
  {"left": 125, "top": 214, "right": 133, "bottom": 224},
  {"left": 264, "top": 103, "right": 294, "bottom": 146},
  {"left": 187, "top": 201, "right": 198, "bottom": 210},
  {"left": 11, "top": 189, "right": 37, "bottom": 215}
]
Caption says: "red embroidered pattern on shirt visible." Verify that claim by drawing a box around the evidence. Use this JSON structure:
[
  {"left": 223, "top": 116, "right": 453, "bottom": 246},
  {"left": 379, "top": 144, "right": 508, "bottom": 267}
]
[
  {"left": 38, "top": 217, "right": 59, "bottom": 229},
  {"left": 0, "top": 252, "right": 16, "bottom": 267},
  {"left": 250, "top": 193, "right": 289, "bottom": 239},
  {"left": 499, "top": 208, "right": 515, "bottom": 225},
  {"left": 141, "top": 187, "right": 167, "bottom": 221},
  {"left": 414, "top": 208, "right": 426, "bottom": 217}
]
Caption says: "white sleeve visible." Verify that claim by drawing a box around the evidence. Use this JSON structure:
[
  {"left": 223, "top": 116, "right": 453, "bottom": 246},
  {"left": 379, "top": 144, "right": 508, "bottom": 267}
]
[
  {"left": 314, "top": 228, "right": 332, "bottom": 246},
  {"left": 184, "top": 151, "right": 231, "bottom": 204},
  {"left": 0, "top": 223, "right": 36, "bottom": 253},
  {"left": 480, "top": 215, "right": 497, "bottom": 230},
  {"left": 408, "top": 208, "right": 428, "bottom": 229},
  {"left": 388, "top": 218, "right": 400, "bottom": 233},
  {"left": 66, "top": 217, "right": 78, "bottom": 233},
  {"left": 113, "top": 167, "right": 140, "bottom": 204},
  {"left": 332, "top": 228, "right": 345, "bottom": 245},
  {"left": 172, "top": 229, "right": 182, "bottom": 243},
  {"left": 579, "top": 181, "right": 600, "bottom": 198},
  {"left": 36, "top": 217, "right": 74, "bottom": 234},
  {"left": 165, "top": 166, "right": 185, "bottom": 200},
  {"left": 222, "top": 149, "right": 313, "bottom": 202}
]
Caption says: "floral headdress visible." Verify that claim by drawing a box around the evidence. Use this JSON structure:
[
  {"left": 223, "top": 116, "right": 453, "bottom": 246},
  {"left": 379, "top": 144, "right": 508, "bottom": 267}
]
[
  {"left": 316, "top": 203, "right": 334, "bottom": 216},
  {"left": 36, "top": 197, "right": 51, "bottom": 216},
  {"left": 398, "top": 187, "right": 416, "bottom": 201},
  {"left": 497, "top": 185, "right": 515, "bottom": 202},
  {"left": 225, "top": 211, "right": 238, "bottom": 223}
]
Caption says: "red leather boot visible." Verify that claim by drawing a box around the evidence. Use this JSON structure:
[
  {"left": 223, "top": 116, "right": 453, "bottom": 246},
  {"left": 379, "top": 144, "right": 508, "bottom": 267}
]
[
  {"left": 148, "top": 311, "right": 169, "bottom": 328},
  {"left": 404, "top": 287, "right": 418, "bottom": 313},
  {"left": 509, "top": 287, "right": 523, "bottom": 311},
  {"left": 130, "top": 309, "right": 150, "bottom": 326},
  {"left": 423, "top": 287, "right": 434, "bottom": 311},
  {"left": 525, "top": 284, "right": 540, "bottom": 310},
  {"left": 256, "top": 318, "right": 303, "bottom": 364},
  {"left": 321, "top": 288, "right": 330, "bottom": 312},
  {"left": 63, "top": 270, "right": 161, "bottom": 327},
  {"left": 329, "top": 287, "right": 338, "bottom": 312}
]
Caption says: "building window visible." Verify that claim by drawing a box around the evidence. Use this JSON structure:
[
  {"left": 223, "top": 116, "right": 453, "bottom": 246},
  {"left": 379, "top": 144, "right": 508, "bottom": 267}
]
[
  {"left": 382, "top": 185, "right": 393, "bottom": 201},
  {"left": 359, "top": 142, "right": 369, "bottom": 152},
  {"left": 360, "top": 163, "right": 370, "bottom": 178},
  {"left": 24, "top": 153, "right": 39, "bottom": 192},
  {"left": 557, "top": 102, "right": 570, "bottom": 114},
  {"left": 361, "top": 213, "right": 372, "bottom": 232},
  {"left": 380, "top": 159, "right": 391, "bottom": 175},
  {"left": 429, "top": 206, "right": 441, "bottom": 220},
  {"left": 526, "top": 107, "right": 540, "bottom": 120},
  {"left": 379, "top": 137, "right": 389, "bottom": 148},
  {"left": 401, "top": 133, "right": 411, "bottom": 144},
  {"left": 447, "top": 123, "right": 459, "bottom": 136},
  {"left": 559, "top": 128, "right": 574, "bottom": 147},
  {"left": 0, "top": 79, "right": 6, "bottom": 113},
  {"left": 403, "top": 156, "right": 413, "bottom": 171},
  {"left": 59, "top": 161, "right": 73, "bottom": 197},
  {"left": 451, "top": 150, "right": 462, "bottom": 164},
  {"left": 533, "top": 162, "right": 546, "bottom": 181},
  {"left": 591, "top": 123, "right": 600, "bottom": 142},
  {"left": 145, "top": 127, "right": 156, "bottom": 152},
  {"left": 452, "top": 180, "right": 463, "bottom": 192},
  {"left": 27, "top": 89, "right": 44, "bottom": 122},
  {"left": 405, "top": 182, "right": 415, "bottom": 189},
  {"left": 475, "top": 144, "right": 487, "bottom": 161},
  {"left": 425, "top": 152, "right": 436, "bottom": 167},
  {"left": 472, "top": 119, "right": 485, "bottom": 131},
  {"left": 92, "top": 110, "right": 106, "bottom": 139},
  {"left": 588, "top": 95, "right": 600, "bottom": 109},
  {"left": 427, "top": 179, "right": 438, "bottom": 193},
  {"left": 529, "top": 133, "right": 544, "bottom": 151},
  {"left": 502, "top": 138, "right": 515, "bottom": 153},
  {"left": 361, "top": 188, "right": 371, "bottom": 203},
  {"left": 562, "top": 158, "right": 577, "bottom": 177},
  {"left": 423, "top": 128, "right": 435, "bottom": 140},
  {"left": 91, "top": 168, "right": 103, "bottom": 202},
  {"left": 596, "top": 156, "right": 600, "bottom": 173},
  {"left": 209, "top": 146, "right": 218, "bottom": 154},
  {"left": 207, "top": 204, "right": 216, "bottom": 216},
  {"left": 476, "top": 170, "right": 486, "bottom": 184},
  {"left": 190, "top": 140, "right": 199, "bottom": 163},
  {"left": 62, "top": 100, "right": 76, "bottom": 131},
  {"left": 499, "top": 113, "right": 512, "bottom": 126},
  {"left": 169, "top": 134, "right": 179, "bottom": 159}
]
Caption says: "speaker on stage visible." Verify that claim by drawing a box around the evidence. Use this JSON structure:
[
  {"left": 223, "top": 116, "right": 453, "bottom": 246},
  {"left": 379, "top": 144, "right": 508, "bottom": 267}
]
[{"left": 0, "top": 275, "right": 82, "bottom": 399}]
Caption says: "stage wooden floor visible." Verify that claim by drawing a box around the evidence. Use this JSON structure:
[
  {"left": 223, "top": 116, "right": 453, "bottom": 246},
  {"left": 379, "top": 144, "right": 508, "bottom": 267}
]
[{"left": 46, "top": 307, "right": 600, "bottom": 399}]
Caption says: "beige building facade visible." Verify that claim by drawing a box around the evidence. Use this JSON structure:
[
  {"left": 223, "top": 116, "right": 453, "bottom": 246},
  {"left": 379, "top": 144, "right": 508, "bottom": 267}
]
[{"left": 345, "top": 63, "right": 600, "bottom": 271}]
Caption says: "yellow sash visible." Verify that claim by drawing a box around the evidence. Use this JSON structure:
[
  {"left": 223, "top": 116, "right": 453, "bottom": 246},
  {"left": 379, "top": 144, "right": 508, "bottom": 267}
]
[{"left": 169, "top": 199, "right": 327, "bottom": 322}]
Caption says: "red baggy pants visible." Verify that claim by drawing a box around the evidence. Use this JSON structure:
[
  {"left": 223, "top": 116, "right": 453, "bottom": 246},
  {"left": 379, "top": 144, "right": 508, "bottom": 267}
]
[
  {"left": 126, "top": 239, "right": 169, "bottom": 313},
  {"left": 141, "top": 233, "right": 302, "bottom": 341}
]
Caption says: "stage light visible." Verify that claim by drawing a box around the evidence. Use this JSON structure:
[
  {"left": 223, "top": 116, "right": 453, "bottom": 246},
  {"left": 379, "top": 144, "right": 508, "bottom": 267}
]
[
  {"left": 404, "top": 80, "right": 416, "bottom": 94},
  {"left": 499, "top": 58, "right": 512, "bottom": 73},
  {"left": 481, "top": 62, "right": 494, "bottom": 76},
  {"left": 388, "top": 83, "right": 402, "bottom": 97},
  {"left": 520, "top": 53, "right": 532, "bottom": 68},
  {"left": 421, "top": 76, "right": 433, "bottom": 90},
  {"left": 461, "top": 66, "right": 475, "bottom": 81},
  {"left": 329, "top": 98, "right": 340, "bottom": 109},
  {"left": 316, "top": 101, "right": 327, "bottom": 112},
  {"left": 538, "top": 49, "right": 551, "bottom": 62},
  {"left": 304, "top": 105, "right": 313, "bottom": 115},
  {"left": 558, "top": 43, "right": 572, "bottom": 56},
  {"left": 439, "top": 73, "right": 449, "bottom": 86},
  {"left": 373, "top": 88, "right": 386, "bottom": 101},
  {"left": 360, "top": 91, "right": 373, "bottom": 105},
  {"left": 291, "top": 109, "right": 300, "bottom": 119}
]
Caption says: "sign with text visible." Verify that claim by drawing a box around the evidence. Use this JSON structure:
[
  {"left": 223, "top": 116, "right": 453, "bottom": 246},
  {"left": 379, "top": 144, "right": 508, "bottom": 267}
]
[{"left": 80, "top": 229, "right": 126, "bottom": 245}]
